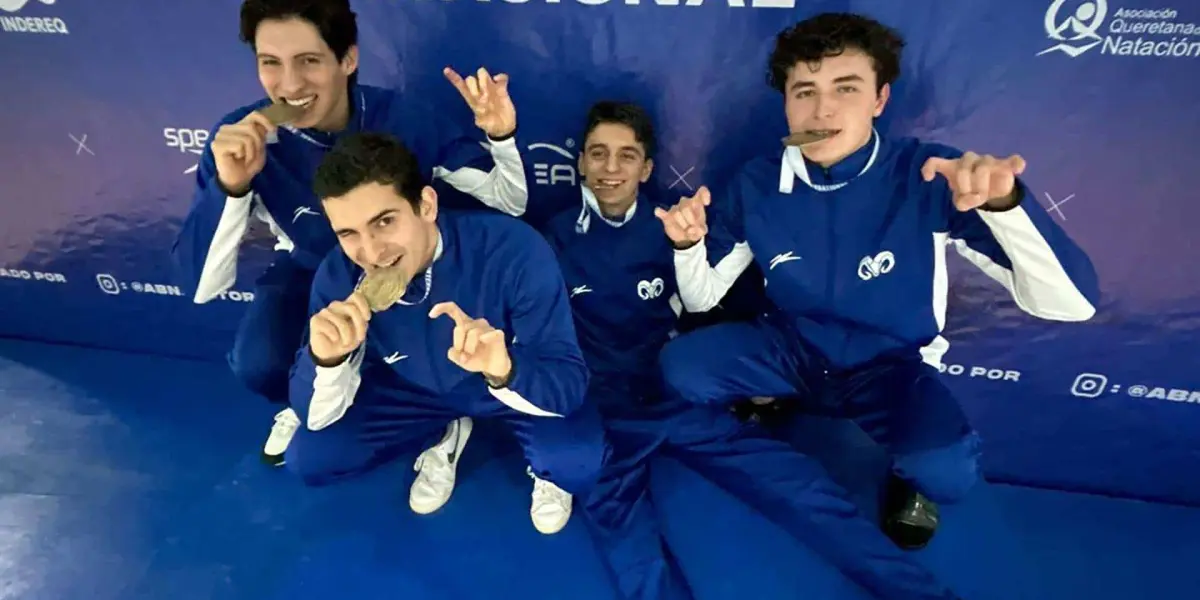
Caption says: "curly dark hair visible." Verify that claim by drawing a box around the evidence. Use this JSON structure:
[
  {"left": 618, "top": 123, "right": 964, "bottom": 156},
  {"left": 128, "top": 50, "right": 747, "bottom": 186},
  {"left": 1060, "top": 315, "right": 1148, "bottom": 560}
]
[
  {"left": 767, "top": 13, "right": 904, "bottom": 93},
  {"left": 313, "top": 133, "right": 427, "bottom": 211}
]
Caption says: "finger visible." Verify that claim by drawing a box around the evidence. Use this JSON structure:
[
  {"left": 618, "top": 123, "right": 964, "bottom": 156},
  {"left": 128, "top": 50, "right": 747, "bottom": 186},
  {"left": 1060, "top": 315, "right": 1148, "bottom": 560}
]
[
  {"left": 684, "top": 200, "right": 706, "bottom": 225},
  {"left": 462, "top": 323, "right": 483, "bottom": 356},
  {"left": 443, "top": 67, "right": 471, "bottom": 101},
  {"left": 452, "top": 322, "right": 466, "bottom": 356},
  {"left": 311, "top": 320, "right": 339, "bottom": 348},
  {"left": 465, "top": 75, "right": 481, "bottom": 102},
  {"left": 956, "top": 153, "right": 977, "bottom": 197},
  {"left": 493, "top": 73, "right": 510, "bottom": 90},
  {"left": 972, "top": 157, "right": 993, "bottom": 200},
  {"left": 476, "top": 67, "right": 491, "bottom": 105},
  {"left": 653, "top": 207, "right": 670, "bottom": 222},
  {"left": 244, "top": 112, "right": 277, "bottom": 136},
  {"left": 228, "top": 129, "right": 262, "bottom": 164},
  {"left": 479, "top": 329, "right": 505, "bottom": 345},
  {"left": 322, "top": 309, "right": 354, "bottom": 347},
  {"left": 346, "top": 292, "right": 372, "bottom": 322},
  {"left": 328, "top": 301, "right": 368, "bottom": 343},
  {"left": 696, "top": 186, "right": 711, "bottom": 206},
  {"left": 1006, "top": 154, "right": 1027, "bottom": 175},
  {"left": 429, "top": 301, "right": 471, "bottom": 326},
  {"left": 231, "top": 122, "right": 268, "bottom": 149},
  {"left": 678, "top": 205, "right": 697, "bottom": 229},
  {"left": 671, "top": 210, "right": 690, "bottom": 234},
  {"left": 921, "top": 157, "right": 952, "bottom": 182},
  {"left": 446, "top": 347, "right": 464, "bottom": 366}
]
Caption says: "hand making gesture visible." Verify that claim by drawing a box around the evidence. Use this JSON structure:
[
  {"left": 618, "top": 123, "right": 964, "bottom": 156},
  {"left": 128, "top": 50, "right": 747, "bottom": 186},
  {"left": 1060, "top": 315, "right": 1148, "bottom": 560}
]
[
  {"left": 921, "top": 152, "right": 1027, "bottom": 211},
  {"left": 429, "top": 301, "right": 513, "bottom": 386},
  {"left": 654, "top": 186, "right": 712, "bottom": 249},
  {"left": 309, "top": 292, "right": 371, "bottom": 367},
  {"left": 444, "top": 66, "right": 517, "bottom": 139}
]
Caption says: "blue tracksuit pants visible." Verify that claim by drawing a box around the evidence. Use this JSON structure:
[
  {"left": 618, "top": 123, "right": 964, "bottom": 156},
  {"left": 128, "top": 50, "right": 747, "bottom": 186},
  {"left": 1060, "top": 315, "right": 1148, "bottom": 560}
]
[
  {"left": 659, "top": 319, "right": 982, "bottom": 506},
  {"left": 579, "top": 376, "right": 959, "bottom": 600}
]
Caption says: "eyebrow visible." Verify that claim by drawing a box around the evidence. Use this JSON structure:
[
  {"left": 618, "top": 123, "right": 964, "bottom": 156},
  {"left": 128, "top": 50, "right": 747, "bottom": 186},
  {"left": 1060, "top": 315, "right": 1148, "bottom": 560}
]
[
  {"left": 789, "top": 74, "right": 866, "bottom": 91},
  {"left": 255, "top": 51, "right": 324, "bottom": 60},
  {"left": 334, "top": 208, "right": 396, "bottom": 236},
  {"left": 585, "top": 142, "right": 644, "bottom": 156}
]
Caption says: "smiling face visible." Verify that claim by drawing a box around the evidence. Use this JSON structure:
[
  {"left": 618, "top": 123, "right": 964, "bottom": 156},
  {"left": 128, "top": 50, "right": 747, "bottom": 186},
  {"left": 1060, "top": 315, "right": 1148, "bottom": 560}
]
[
  {"left": 782, "top": 48, "right": 890, "bottom": 167},
  {"left": 323, "top": 182, "right": 440, "bottom": 278},
  {"left": 578, "top": 122, "right": 653, "bottom": 216},
  {"left": 253, "top": 16, "right": 358, "bottom": 131}
]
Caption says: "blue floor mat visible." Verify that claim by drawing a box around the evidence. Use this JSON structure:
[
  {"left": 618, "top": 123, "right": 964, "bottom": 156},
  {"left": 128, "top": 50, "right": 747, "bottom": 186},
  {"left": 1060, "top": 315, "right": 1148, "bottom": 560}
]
[{"left": 1, "top": 339, "right": 1198, "bottom": 600}]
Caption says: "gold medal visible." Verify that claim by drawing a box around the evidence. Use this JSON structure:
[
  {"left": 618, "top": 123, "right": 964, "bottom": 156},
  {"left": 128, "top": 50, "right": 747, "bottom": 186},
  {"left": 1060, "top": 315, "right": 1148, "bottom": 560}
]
[
  {"left": 781, "top": 130, "right": 835, "bottom": 147},
  {"left": 259, "top": 102, "right": 305, "bottom": 126},
  {"left": 356, "top": 266, "right": 411, "bottom": 312}
]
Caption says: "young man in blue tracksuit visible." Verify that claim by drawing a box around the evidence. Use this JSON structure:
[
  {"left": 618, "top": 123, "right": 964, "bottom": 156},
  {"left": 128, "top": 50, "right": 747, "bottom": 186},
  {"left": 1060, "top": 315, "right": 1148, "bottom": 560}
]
[
  {"left": 292, "top": 131, "right": 713, "bottom": 599},
  {"left": 169, "top": 0, "right": 527, "bottom": 466},
  {"left": 288, "top": 131, "right": 602, "bottom": 537},
  {"left": 655, "top": 13, "right": 1100, "bottom": 549},
  {"left": 451, "top": 101, "right": 962, "bottom": 600}
]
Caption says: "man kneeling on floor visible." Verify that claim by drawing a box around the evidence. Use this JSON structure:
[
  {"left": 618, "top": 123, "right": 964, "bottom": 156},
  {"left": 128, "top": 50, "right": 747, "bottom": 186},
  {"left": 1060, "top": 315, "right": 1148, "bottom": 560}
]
[{"left": 285, "top": 131, "right": 597, "bottom": 536}]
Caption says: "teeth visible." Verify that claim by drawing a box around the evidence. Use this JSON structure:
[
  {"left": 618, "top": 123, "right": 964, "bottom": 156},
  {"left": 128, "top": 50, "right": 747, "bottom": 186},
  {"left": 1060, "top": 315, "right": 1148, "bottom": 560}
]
[{"left": 285, "top": 96, "right": 315, "bottom": 107}]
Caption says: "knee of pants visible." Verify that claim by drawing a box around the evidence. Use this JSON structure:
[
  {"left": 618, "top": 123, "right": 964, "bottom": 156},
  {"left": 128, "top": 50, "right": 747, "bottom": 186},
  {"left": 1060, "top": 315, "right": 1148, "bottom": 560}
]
[
  {"left": 227, "top": 347, "right": 291, "bottom": 400},
  {"left": 892, "top": 431, "right": 982, "bottom": 504},
  {"left": 283, "top": 429, "right": 375, "bottom": 487},
  {"left": 657, "top": 335, "right": 710, "bottom": 405},
  {"left": 527, "top": 415, "right": 609, "bottom": 496}
]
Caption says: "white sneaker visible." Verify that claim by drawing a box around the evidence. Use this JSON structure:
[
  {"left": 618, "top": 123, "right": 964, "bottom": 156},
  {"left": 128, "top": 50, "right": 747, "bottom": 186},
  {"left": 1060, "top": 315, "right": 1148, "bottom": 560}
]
[
  {"left": 262, "top": 407, "right": 300, "bottom": 466},
  {"left": 409, "top": 417, "right": 473, "bottom": 515},
  {"left": 528, "top": 467, "right": 572, "bottom": 534}
]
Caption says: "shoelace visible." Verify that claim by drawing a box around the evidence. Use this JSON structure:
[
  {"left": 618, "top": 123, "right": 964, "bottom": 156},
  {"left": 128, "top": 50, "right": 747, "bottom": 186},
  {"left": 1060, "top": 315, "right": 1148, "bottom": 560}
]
[
  {"left": 526, "top": 467, "right": 570, "bottom": 508},
  {"left": 272, "top": 410, "right": 299, "bottom": 436},
  {"left": 414, "top": 442, "right": 456, "bottom": 489}
]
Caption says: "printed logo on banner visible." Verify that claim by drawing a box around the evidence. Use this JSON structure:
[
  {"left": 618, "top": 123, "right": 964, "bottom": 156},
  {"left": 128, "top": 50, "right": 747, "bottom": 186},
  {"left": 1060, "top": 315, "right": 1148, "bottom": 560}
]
[
  {"left": 528, "top": 139, "right": 577, "bottom": 186},
  {"left": 938, "top": 362, "right": 1022, "bottom": 383},
  {"left": 1037, "top": 1, "right": 1199, "bottom": 58},
  {"left": 1070, "top": 372, "right": 1200, "bottom": 404},
  {"left": 0, "top": 267, "right": 68, "bottom": 284},
  {"left": 0, "top": 0, "right": 68, "bottom": 35},
  {"left": 164, "top": 127, "right": 209, "bottom": 175},
  {"left": 95, "top": 273, "right": 254, "bottom": 302}
]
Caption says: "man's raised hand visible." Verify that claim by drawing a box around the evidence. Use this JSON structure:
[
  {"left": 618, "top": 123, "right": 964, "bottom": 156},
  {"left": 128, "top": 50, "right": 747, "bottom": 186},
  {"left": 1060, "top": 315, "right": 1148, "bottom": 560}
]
[
  {"left": 309, "top": 292, "right": 371, "bottom": 367},
  {"left": 429, "top": 301, "right": 512, "bottom": 384},
  {"left": 654, "top": 186, "right": 711, "bottom": 249}
]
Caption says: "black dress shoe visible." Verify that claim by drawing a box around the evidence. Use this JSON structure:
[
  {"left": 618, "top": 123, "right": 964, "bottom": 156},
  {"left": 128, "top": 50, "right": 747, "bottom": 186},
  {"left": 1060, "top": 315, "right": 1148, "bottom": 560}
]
[{"left": 882, "top": 475, "right": 940, "bottom": 550}]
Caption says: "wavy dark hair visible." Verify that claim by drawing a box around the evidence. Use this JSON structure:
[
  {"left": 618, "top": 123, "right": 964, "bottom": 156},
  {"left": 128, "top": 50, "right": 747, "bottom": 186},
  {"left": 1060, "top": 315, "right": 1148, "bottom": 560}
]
[
  {"left": 313, "top": 133, "right": 426, "bottom": 211},
  {"left": 767, "top": 13, "right": 904, "bottom": 93}
]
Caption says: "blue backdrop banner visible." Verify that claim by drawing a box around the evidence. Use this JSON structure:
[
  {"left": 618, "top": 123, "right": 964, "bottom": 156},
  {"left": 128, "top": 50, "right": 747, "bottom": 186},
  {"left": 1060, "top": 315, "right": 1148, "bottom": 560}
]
[{"left": 1, "top": 0, "right": 1198, "bottom": 505}]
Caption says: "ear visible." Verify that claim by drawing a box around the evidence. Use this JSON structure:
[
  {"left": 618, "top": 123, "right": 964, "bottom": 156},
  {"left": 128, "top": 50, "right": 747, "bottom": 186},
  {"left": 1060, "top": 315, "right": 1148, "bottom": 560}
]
[
  {"left": 419, "top": 185, "right": 438, "bottom": 223},
  {"left": 577, "top": 153, "right": 586, "bottom": 177},
  {"left": 873, "top": 83, "right": 890, "bottom": 118},
  {"left": 341, "top": 45, "right": 359, "bottom": 77},
  {"left": 639, "top": 158, "right": 654, "bottom": 183}
]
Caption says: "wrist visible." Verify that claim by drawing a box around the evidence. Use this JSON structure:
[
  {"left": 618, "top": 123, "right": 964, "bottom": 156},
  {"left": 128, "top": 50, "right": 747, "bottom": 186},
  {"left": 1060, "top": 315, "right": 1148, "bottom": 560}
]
[
  {"left": 310, "top": 346, "right": 348, "bottom": 368},
  {"left": 980, "top": 181, "right": 1024, "bottom": 212},
  {"left": 484, "top": 355, "right": 514, "bottom": 388},
  {"left": 217, "top": 175, "right": 251, "bottom": 198},
  {"left": 486, "top": 127, "right": 516, "bottom": 142},
  {"left": 672, "top": 239, "right": 700, "bottom": 251}
]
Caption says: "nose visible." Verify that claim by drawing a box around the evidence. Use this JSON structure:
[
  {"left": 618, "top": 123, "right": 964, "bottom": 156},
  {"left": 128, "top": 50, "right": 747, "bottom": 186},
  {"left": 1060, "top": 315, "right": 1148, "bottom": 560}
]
[
  {"left": 814, "top": 91, "right": 838, "bottom": 120},
  {"left": 361, "top": 232, "right": 388, "bottom": 265},
  {"left": 603, "top": 155, "right": 620, "bottom": 173},
  {"left": 279, "top": 63, "right": 305, "bottom": 95}
]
